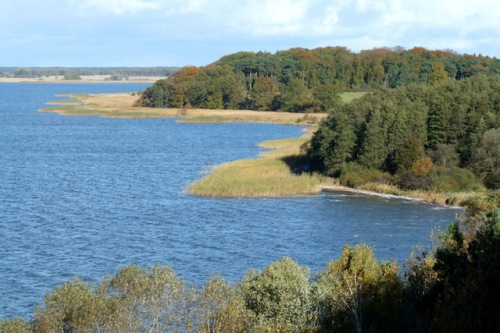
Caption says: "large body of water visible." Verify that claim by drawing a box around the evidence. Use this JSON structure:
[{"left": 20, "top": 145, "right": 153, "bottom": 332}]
[{"left": 0, "top": 83, "right": 458, "bottom": 319}]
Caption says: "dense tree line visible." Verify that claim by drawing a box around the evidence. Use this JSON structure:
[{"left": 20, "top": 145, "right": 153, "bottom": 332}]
[
  {"left": 307, "top": 74, "right": 500, "bottom": 189},
  {"left": 1, "top": 200, "right": 498, "bottom": 332},
  {"left": 137, "top": 46, "right": 500, "bottom": 112},
  {"left": 0, "top": 67, "right": 179, "bottom": 78}
]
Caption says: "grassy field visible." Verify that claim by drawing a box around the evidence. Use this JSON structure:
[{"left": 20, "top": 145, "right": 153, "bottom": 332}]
[{"left": 340, "top": 91, "right": 369, "bottom": 103}]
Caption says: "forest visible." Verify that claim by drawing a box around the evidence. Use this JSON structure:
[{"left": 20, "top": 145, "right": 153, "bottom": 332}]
[
  {"left": 307, "top": 74, "right": 500, "bottom": 191},
  {"left": 1, "top": 199, "right": 498, "bottom": 333},
  {"left": 136, "top": 46, "right": 500, "bottom": 112}
]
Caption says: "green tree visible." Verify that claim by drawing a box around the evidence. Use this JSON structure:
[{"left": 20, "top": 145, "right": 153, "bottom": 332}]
[
  {"left": 247, "top": 76, "right": 279, "bottom": 111},
  {"left": 193, "top": 275, "right": 250, "bottom": 333},
  {"left": 241, "top": 257, "right": 311, "bottom": 332},
  {"left": 34, "top": 278, "right": 114, "bottom": 333},
  {"left": 471, "top": 128, "right": 500, "bottom": 188},
  {"left": 315, "top": 244, "right": 403, "bottom": 333},
  {"left": 310, "top": 115, "right": 357, "bottom": 176},
  {"left": 109, "top": 264, "right": 186, "bottom": 333},
  {"left": 358, "top": 108, "right": 389, "bottom": 169},
  {"left": 313, "top": 83, "right": 342, "bottom": 112},
  {"left": 390, "top": 136, "right": 426, "bottom": 174},
  {"left": 430, "top": 202, "right": 500, "bottom": 333},
  {"left": 278, "top": 78, "right": 309, "bottom": 112},
  {"left": 429, "top": 62, "right": 448, "bottom": 85}
]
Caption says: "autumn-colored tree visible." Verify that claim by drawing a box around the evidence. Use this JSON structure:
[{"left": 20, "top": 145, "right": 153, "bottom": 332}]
[{"left": 411, "top": 156, "right": 433, "bottom": 177}]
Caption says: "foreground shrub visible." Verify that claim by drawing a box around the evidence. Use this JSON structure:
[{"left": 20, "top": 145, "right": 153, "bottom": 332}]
[
  {"left": 0, "top": 317, "right": 33, "bottom": 333},
  {"left": 107, "top": 264, "right": 187, "bottom": 332},
  {"left": 241, "top": 257, "right": 312, "bottom": 332},
  {"left": 315, "top": 244, "right": 404, "bottom": 333},
  {"left": 193, "top": 275, "right": 251, "bottom": 333},
  {"left": 34, "top": 278, "right": 115, "bottom": 333}
]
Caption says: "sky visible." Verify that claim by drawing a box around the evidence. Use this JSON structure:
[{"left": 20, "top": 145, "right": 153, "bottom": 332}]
[{"left": 1, "top": 0, "right": 499, "bottom": 67}]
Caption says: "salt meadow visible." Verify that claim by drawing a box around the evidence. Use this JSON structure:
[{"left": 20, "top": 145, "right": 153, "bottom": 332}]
[{"left": 0, "top": 83, "right": 457, "bottom": 319}]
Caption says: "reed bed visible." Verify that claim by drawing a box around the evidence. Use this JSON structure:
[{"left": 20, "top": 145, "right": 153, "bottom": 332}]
[
  {"left": 186, "top": 158, "right": 321, "bottom": 197},
  {"left": 258, "top": 134, "right": 312, "bottom": 158},
  {"left": 41, "top": 93, "right": 328, "bottom": 125}
]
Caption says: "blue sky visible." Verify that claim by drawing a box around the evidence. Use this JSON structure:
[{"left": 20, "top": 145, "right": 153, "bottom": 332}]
[{"left": 1, "top": 0, "right": 499, "bottom": 67}]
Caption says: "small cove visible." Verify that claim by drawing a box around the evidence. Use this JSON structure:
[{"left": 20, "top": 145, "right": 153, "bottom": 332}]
[{"left": 0, "top": 83, "right": 458, "bottom": 319}]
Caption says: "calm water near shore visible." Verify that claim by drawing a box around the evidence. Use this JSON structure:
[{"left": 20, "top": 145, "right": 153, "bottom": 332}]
[{"left": 0, "top": 83, "right": 458, "bottom": 319}]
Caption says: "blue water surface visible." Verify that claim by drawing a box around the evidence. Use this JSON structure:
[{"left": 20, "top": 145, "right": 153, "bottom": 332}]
[{"left": 0, "top": 83, "right": 458, "bottom": 319}]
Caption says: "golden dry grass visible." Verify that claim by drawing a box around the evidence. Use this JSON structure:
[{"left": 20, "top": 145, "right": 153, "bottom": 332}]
[
  {"left": 258, "top": 132, "right": 313, "bottom": 158},
  {"left": 186, "top": 158, "right": 322, "bottom": 197},
  {"left": 41, "top": 93, "right": 328, "bottom": 125}
]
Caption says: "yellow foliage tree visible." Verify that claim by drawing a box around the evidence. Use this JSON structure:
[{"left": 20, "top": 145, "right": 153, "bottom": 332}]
[{"left": 411, "top": 156, "right": 433, "bottom": 177}]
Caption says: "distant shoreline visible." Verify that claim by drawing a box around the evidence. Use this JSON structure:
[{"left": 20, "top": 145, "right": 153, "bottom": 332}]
[{"left": 0, "top": 75, "right": 164, "bottom": 84}]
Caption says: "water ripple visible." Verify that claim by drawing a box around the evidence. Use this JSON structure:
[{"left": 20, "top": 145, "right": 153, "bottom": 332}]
[{"left": 0, "top": 83, "right": 458, "bottom": 319}]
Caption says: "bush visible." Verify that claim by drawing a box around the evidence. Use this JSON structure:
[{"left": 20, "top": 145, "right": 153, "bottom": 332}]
[
  {"left": 241, "top": 257, "right": 311, "bottom": 332},
  {"left": 0, "top": 318, "right": 33, "bottom": 333},
  {"left": 398, "top": 173, "right": 432, "bottom": 190},
  {"left": 339, "top": 163, "right": 393, "bottom": 188},
  {"left": 429, "top": 167, "right": 483, "bottom": 192}
]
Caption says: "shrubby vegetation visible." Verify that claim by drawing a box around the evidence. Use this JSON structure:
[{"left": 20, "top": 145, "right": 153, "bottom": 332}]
[
  {"left": 2, "top": 200, "right": 498, "bottom": 332},
  {"left": 137, "top": 46, "right": 500, "bottom": 112},
  {"left": 308, "top": 74, "right": 500, "bottom": 190}
]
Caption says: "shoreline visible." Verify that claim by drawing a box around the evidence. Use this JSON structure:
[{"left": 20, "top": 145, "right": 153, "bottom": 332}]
[
  {"left": 319, "top": 185, "right": 464, "bottom": 208},
  {"left": 320, "top": 185, "right": 425, "bottom": 202},
  {"left": 40, "top": 92, "right": 484, "bottom": 206},
  {"left": 0, "top": 76, "right": 164, "bottom": 84},
  {"left": 41, "top": 93, "right": 328, "bottom": 125}
]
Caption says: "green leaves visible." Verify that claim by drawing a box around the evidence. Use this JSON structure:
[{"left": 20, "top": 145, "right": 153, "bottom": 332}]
[
  {"left": 241, "top": 257, "right": 311, "bottom": 332},
  {"left": 315, "top": 244, "right": 403, "bottom": 333}
]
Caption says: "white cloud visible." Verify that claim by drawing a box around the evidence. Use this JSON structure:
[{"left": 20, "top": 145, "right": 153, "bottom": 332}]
[
  {"left": 312, "top": 5, "right": 341, "bottom": 35},
  {"left": 2, "top": 0, "right": 500, "bottom": 66},
  {"left": 224, "top": 0, "right": 311, "bottom": 36}
]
